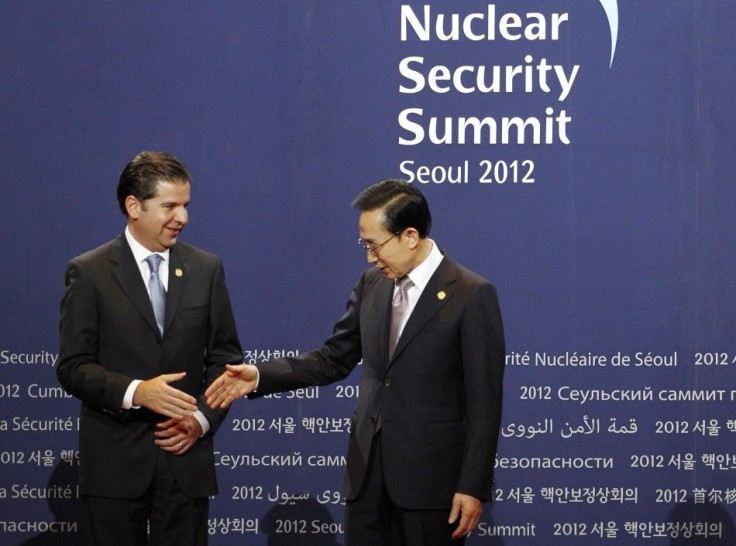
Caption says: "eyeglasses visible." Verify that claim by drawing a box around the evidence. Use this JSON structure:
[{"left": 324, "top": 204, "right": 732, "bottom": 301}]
[{"left": 357, "top": 233, "right": 399, "bottom": 256}]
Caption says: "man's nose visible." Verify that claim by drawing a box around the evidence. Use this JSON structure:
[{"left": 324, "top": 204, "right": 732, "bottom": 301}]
[{"left": 175, "top": 207, "right": 188, "bottom": 224}]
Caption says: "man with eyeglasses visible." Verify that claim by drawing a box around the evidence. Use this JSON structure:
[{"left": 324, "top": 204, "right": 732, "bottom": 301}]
[{"left": 206, "top": 179, "right": 505, "bottom": 546}]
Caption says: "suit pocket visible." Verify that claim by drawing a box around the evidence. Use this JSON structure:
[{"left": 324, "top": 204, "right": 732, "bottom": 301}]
[
  {"left": 175, "top": 305, "right": 207, "bottom": 327},
  {"left": 178, "top": 305, "right": 207, "bottom": 317},
  {"left": 170, "top": 305, "right": 208, "bottom": 339}
]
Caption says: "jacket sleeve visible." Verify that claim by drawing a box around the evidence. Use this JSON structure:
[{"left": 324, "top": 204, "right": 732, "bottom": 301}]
[
  {"left": 197, "top": 259, "right": 243, "bottom": 434},
  {"left": 57, "top": 259, "right": 132, "bottom": 417},
  {"left": 252, "top": 274, "right": 365, "bottom": 396},
  {"left": 456, "top": 281, "right": 505, "bottom": 501}
]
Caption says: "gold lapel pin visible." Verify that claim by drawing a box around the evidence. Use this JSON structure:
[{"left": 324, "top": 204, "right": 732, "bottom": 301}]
[
  {"left": 175, "top": 268, "right": 183, "bottom": 277},
  {"left": 437, "top": 290, "right": 446, "bottom": 301}
]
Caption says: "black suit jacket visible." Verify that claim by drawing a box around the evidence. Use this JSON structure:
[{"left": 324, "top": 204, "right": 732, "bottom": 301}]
[
  {"left": 252, "top": 254, "right": 505, "bottom": 509},
  {"left": 58, "top": 233, "right": 242, "bottom": 498}
]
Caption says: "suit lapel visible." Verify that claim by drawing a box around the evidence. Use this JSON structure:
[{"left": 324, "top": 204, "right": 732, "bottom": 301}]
[
  {"left": 389, "top": 256, "right": 457, "bottom": 365},
  {"left": 165, "top": 243, "right": 189, "bottom": 334},
  {"left": 109, "top": 234, "right": 161, "bottom": 337}
]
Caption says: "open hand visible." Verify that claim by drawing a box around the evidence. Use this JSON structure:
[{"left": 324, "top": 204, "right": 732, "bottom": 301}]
[
  {"left": 205, "top": 364, "right": 258, "bottom": 408},
  {"left": 133, "top": 372, "right": 197, "bottom": 419}
]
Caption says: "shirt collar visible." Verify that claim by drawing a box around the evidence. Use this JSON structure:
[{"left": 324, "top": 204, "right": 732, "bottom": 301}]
[
  {"left": 404, "top": 240, "right": 443, "bottom": 292},
  {"left": 125, "top": 226, "right": 170, "bottom": 264}
]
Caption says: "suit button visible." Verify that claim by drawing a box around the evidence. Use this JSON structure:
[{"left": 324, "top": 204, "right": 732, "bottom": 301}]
[{"left": 384, "top": 379, "right": 391, "bottom": 387}]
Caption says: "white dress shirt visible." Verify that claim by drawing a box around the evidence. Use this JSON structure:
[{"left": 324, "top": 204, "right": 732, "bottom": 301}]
[{"left": 394, "top": 239, "right": 444, "bottom": 337}]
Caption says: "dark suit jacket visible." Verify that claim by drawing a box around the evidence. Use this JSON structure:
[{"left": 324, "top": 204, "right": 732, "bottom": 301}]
[
  {"left": 58, "top": 233, "right": 242, "bottom": 499},
  {"left": 252, "top": 254, "right": 505, "bottom": 510}
]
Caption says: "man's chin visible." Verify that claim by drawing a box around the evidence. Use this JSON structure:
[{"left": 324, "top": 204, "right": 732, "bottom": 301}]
[{"left": 161, "top": 237, "right": 178, "bottom": 249}]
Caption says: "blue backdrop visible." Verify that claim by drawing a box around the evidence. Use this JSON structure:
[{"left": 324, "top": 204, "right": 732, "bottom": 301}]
[{"left": 2, "top": 1, "right": 735, "bottom": 544}]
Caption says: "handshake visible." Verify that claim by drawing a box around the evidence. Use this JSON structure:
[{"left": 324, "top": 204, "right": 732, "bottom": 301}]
[{"left": 205, "top": 363, "right": 259, "bottom": 409}]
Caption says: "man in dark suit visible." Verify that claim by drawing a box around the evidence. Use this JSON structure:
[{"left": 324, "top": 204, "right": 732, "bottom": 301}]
[
  {"left": 206, "top": 179, "right": 505, "bottom": 545},
  {"left": 58, "top": 151, "right": 243, "bottom": 545}
]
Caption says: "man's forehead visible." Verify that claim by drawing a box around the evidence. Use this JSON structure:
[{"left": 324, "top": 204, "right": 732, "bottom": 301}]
[
  {"left": 359, "top": 210, "right": 390, "bottom": 239},
  {"left": 151, "top": 179, "right": 190, "bottom": 196}
]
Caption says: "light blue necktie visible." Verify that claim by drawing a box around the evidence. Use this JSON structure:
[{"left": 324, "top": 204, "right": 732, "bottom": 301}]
[{"left": 145, "top": 254, "right": 166, "bottom": 335}]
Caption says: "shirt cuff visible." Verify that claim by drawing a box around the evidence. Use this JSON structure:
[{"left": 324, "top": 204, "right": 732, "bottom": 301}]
[
  {"left": 193, "top": 410, "right": 210, "bottom": 436},
  {"left": 123, "top": 380, "right": 143, "bottom": 409}
]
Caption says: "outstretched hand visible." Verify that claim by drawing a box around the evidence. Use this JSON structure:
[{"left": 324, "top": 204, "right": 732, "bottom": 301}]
[
  {"left": 133, "top": 372, "right": 197, "bottom": 419},
  {"left": 205, "top": 363, "right": 258, "bottom": 409}
]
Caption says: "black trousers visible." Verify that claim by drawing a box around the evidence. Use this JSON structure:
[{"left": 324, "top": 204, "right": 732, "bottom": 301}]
[
  {"left": 81, "top": 452, "right": 208, "bottom": 546},
  {"left": 344, "top": 433, "right": 462, "bottom": 546}
]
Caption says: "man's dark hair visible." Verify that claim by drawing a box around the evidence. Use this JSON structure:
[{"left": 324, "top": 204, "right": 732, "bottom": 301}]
[
  {"left": 116, "top": 151, "right": 191, "bottom": 215},
  {"left": 352, "top": 179, "right": 432, "bottom": 238}
]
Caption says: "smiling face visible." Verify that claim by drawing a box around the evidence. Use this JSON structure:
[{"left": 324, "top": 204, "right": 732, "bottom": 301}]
[{"left": 126, "top": 179, "right": 190, "bottom": 252}]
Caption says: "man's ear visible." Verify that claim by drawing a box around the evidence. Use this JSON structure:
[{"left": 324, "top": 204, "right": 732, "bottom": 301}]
[
  {"left": 125, "top": 195, "right": 141, "bottom": 219},
  {"left": 405, "top": 227, "right": 420, "bottom": 249}
]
